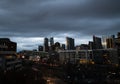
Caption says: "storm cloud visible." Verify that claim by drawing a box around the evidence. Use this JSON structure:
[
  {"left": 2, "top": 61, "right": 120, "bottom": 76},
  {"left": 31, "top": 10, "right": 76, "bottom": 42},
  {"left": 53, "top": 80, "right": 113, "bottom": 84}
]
[{"left": 0, "top": 0, "right": 120, "bottom": 51}]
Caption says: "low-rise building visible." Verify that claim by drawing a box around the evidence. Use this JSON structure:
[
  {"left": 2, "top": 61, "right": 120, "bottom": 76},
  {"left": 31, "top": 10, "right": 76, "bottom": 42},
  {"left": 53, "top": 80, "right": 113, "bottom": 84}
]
[
  {"left": 58, "top": 49, "right": 119, "bottom": 65},
  {"left": 0, "top": 38, "right": 22, "bottom": 71}
]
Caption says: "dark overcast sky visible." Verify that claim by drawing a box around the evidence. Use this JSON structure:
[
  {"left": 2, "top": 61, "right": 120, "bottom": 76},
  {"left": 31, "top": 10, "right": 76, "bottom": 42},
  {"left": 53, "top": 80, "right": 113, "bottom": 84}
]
[{"left": 0, "top": 0, "right": 120, "bottom": 51}]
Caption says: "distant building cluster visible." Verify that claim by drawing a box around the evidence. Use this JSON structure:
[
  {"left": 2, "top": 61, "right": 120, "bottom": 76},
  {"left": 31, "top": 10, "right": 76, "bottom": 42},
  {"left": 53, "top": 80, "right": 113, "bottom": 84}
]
[
  {"left": 18, "top": 32, "right": 120, "bottom": 65},
  {"left": 36, "top": 32, "right": 120, "bottom": 52},
  {"left": 58, "top": 32, "right": 120, "bottom": 65},
  {"left": 39, "top": 37, "right": 65, "bottom": 52},
  {"left": 35, "top": 32, "right": 120, "bottom": 66},
  {"left": 21, "top": 32, "right": 120, "bottom": 66}
]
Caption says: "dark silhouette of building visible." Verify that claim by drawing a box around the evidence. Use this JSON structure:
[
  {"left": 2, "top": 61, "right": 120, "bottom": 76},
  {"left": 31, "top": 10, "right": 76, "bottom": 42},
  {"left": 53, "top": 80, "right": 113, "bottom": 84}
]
[
  {"left": 55, "top": 42, "right": 60, "bottom": 48},
  {"left": 116, "top": 32, "right": 120, "bottom": 64},
  {"left": 49, "top": 37, "right": 55, "bottom": 51},
  {"left": 61, "top": 44, "right": 65, "bottom": 50},
  {"left": 79, "top": 44, "right": 89, "bottom": 50},
  {"left": 0, "top": 38, "right": 22, "bottom": 71},
  {"left": 38, "top": 45, "right": 43, "bottom": 51},
  {"left": 44, "top": 38, "right": 49, "bottom": 52},
  {"left": 50, "top": 37, "right": 54, "bottom": 46},
  {"left": 102, "top": 35, "right": 116, "bottom": 49},
  {"left": 89, "top": 41, "right": 94, "bottom": 50},
  {"left": 66, "top": 37, "right": 75, "bottom": 50},
  {"left": 106, "top": 35, "right": 115, "bottom": 48},
  {"left": 50, "top": 45, "right": 56, "bottom": 51},
  {"left": 93, "top": 35, "right": 103, "bottom": 49},
  {"left": 0, "top": 38, "right": 17, "bottom": 52},
  {"left": 117, "top": 32, "right": 120, "bottom": 38},
  {"left": 54, "top": 42, "right": 60, "bottom": 51},
  {"left": 33, "top": 49, "right": 37, "bottom": 51}
]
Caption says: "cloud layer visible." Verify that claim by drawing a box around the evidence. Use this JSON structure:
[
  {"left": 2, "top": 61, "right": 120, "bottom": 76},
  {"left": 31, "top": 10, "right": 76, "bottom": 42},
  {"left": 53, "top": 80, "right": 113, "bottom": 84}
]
[{"left": 0, "top": 0, "right": 120, "bottom": 51}]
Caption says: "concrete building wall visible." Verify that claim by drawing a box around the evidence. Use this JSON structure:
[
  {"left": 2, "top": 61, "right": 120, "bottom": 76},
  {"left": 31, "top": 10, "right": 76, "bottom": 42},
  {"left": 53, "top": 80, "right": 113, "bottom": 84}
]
[{"left": 58, "top": 49, "right": 119, "bottom": 65}]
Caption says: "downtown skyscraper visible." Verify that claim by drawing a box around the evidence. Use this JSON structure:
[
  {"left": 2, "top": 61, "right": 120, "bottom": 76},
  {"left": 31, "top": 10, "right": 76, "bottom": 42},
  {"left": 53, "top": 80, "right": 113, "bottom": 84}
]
[
  {"left": 66, "top": 37, "right": 75, "bottom": 50},
  {"left": 93, "top": 35, "right": 103, "bottom": 49},
  {"left": 43, "top": 37, "right": 49, "bottom": 52},
  {"left": 50, "top": 37, "right": 54, "bottom": 46},
  {"left": 102, "top": 35, "right": 115, "bottom": 49}
]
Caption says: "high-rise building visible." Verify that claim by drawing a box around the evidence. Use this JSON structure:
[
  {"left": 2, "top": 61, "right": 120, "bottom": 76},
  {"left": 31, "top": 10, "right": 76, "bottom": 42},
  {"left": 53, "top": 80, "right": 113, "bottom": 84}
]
[
  {"left": 50, "top": 37, "right": 54, "bottom": 46},
  {"left": 102, "top": 36, "right": 108, "bottom": 49},
  {"left": 93, "top": 35, "right": 103, "bottom": 49},
  {"left": 102, "top": 35, "right": 115, "bottom": 49},
  {"left": 66, "top": 37, "right": 75, "bottom": 50},
  {"left": 44, "top": 38, "right": 49, "bottom": 52},
  {"left": 106, "top": 38, "right": 115, "bottom": 48},
  {"left": 49, "top": 37, "right": 54, "bottom": 51},
  {"left": 38, "top": 45, "right": 43, "bottom": 51}
]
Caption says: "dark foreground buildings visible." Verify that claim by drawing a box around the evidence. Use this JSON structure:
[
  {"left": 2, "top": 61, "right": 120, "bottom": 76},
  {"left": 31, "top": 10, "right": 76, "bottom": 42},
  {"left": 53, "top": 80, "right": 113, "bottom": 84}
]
[{"left": 0, "top": 38, "right": 22, "bottom": 72}]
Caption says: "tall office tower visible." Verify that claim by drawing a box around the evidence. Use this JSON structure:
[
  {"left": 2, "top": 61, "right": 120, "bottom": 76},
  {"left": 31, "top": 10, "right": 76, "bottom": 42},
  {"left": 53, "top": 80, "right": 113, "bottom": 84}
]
[
  {"left": 61, "top": 44, "right": 65, "bottom": 50},
  {"left": 38, "top": 45, "right": 43, "bottom": 51},
  {"left": 49, "top": 37, "right": 54, "bottom": 51},
  {"left": 50, "top": 37, "right": 54, "bottom": 46},
  {"left": 44, "top": 38, "right": 49, "bottom": 52},
  {"left": 102, "top": 35, "right": 115, "bottom": 49},
  {"left": 93, "top": 35, "right": 103, "bottom": 49},
  {"left": 102, "top": 36, "right": 108, "bottom": 49},
  {"left": 106, "top": 35, "right": 115, "bottom": 48},
  {"left": 66, "top": 37, "right": 75, "bottom": 50}
]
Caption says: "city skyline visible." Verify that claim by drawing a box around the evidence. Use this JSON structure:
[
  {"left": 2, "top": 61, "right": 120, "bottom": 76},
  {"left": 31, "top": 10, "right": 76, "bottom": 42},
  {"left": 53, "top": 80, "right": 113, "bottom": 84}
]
[
  {"left": 10, "top": 33, "right": 119, "bottom": 52},
  {"left": 0, "top": 0, "right": 120, "bottom": 51},
  {"left": 10, "top": 36, "right": 92, "bottom": 51}
]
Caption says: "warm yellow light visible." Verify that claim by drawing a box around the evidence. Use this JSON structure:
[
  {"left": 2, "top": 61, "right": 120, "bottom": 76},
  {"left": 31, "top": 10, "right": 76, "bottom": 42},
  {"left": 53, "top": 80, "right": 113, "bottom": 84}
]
[
  {"left": 91, "top": 61, "right": 95, "bottom": 64},
  {"left": 5, "top": 56, "right": 13, "bottom": 59}
]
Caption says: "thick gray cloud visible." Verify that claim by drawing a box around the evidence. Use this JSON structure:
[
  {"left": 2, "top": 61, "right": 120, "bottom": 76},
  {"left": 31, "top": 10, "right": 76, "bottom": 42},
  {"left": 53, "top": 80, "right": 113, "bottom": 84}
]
[{"left": 0, "top": 0, "right": 120, "bottom": 51}]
